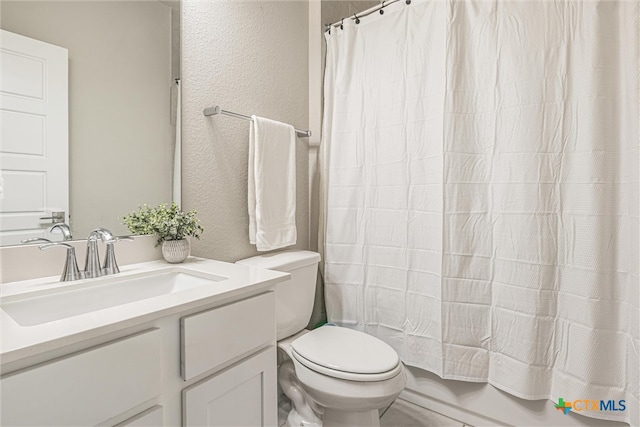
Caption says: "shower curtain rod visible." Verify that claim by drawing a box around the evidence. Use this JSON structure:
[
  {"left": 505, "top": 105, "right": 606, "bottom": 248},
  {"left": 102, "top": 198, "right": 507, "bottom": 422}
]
[
  {"left": 203, "top": 105, "right": 311, "bottom": 138},
  {"left": 325, "top": 0, "right": 405, "bottom": 31}
]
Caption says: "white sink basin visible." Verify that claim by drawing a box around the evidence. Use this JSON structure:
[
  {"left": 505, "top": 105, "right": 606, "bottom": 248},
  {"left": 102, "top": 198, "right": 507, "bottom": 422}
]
[{"left": 1, "top": 270, "right": 226, "bottom": 326}]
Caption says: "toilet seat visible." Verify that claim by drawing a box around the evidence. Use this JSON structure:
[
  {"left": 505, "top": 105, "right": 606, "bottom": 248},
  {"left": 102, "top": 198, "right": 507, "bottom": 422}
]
[
  {"left": 291, "top": 349, "right": 403, "bottom": 382},
  {"left": 290, "top": 326, "right": 402, "bottom": 382}
]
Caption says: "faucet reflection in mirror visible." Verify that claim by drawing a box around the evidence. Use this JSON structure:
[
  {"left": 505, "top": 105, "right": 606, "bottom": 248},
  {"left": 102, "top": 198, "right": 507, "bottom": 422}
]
[
  {"left": 20, "top": 222, "right": 72, "bottom": 245},
  {"left": 50, "top": 223, "right": 72, "bottom": 240},
  {"left": 123, "top": 203, "right": 203, "bottom": 264}
]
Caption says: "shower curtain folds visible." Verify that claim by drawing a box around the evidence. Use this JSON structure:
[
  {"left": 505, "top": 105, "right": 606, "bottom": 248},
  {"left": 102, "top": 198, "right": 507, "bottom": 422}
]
[{"left": 320, "top": 1, "right": 639, "bottom": 424}]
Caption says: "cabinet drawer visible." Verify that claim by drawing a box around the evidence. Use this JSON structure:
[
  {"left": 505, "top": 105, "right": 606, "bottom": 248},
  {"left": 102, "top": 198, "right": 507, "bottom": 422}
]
[
  {"left": 0, "top": 329, "right": 162, "bottom": 427},
  {"left": 181, "top": 292, "right": 275, "bottom": 381}
]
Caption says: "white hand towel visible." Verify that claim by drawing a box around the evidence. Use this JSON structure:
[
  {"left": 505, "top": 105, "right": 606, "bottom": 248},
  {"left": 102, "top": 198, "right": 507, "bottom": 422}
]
[{"left": 248, "top": 115, "right": 297, "bottom": 251}]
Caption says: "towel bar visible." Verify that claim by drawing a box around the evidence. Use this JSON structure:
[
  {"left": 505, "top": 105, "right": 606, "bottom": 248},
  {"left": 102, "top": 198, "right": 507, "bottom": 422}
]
[{"left": 203, "top": 105, "right": 311, "bottom": 138}]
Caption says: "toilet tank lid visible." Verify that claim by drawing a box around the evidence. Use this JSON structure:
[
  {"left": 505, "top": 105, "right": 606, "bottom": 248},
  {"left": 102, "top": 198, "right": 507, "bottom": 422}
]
[{"left": 236, "top": 250, "right": 321, "bottom": 272}]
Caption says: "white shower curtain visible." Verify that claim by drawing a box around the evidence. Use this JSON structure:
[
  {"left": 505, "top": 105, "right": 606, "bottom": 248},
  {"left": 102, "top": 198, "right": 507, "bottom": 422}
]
[{"left": 320, "top": 0, "right": 639, "bottom": 423}]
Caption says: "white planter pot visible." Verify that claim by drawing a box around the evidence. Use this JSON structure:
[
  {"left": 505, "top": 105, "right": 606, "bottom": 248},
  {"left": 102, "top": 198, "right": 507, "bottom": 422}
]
[{"left": 162, "top": 239, "right": 190, "bottom": 263}]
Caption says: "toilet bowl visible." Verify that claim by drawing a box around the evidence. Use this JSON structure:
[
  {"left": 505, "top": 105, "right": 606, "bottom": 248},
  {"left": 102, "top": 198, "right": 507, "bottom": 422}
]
[
  {"left": 236, "top": 251, "right": 406, "bottom": 427},
  {"left": 280, "top": 327, "right": 406, "bottom": 427}
]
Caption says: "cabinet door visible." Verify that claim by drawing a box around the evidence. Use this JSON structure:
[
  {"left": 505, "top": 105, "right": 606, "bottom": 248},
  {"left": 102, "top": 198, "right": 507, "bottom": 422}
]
[
  {"left": 1, "top": 329, "right": 161, "bottom": 427},
  {"left": 183, "top": 347, "right": 276, "bottom": 427}
]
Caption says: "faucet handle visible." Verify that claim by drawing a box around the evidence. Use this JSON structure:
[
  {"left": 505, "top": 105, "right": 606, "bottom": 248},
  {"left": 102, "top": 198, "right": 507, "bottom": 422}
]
[
  {"left": 102, "top": 236, "right": 134, "bottom": 275},
  {"left": 39, "top": 242, "right": 73, "bottom": 250},
  {"left": 21, "top": 237, "right": 52, "bottom": 245},
  {"left": 39, "top": 243, "right": 84, "bottom": 282}
]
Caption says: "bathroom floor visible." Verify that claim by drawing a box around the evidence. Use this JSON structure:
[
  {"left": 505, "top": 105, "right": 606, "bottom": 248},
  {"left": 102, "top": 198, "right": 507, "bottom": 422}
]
[
  {"left": 381, "top": 399, "right": 468, "bottom": 426},
  {"left": 278, "top": 398, "right": 469, "bottom": 427}
]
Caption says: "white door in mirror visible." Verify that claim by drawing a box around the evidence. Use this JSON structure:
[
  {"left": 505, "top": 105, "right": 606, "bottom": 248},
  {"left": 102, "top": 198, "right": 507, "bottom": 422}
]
[{"left": 0, "top": 30, "right": 69, "bottom": 245}]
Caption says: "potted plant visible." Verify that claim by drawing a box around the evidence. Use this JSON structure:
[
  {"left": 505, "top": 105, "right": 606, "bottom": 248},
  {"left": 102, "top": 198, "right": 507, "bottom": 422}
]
[{"left": 123, "top": 202, "right": 204, "bottom": 263}]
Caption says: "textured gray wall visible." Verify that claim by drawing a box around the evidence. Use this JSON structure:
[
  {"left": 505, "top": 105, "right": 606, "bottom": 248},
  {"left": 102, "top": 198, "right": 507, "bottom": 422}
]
[{"left": 182, "top": 1, "right": 310, "bottom": 262}]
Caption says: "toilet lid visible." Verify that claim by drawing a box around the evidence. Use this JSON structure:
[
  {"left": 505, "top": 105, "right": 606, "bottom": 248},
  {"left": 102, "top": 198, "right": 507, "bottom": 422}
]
[{"left": 291, "top": 326, "right": 400, "bottom": 375}]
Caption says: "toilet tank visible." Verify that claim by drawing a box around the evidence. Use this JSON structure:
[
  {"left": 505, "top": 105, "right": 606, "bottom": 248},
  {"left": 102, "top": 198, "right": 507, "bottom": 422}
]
[{"left": 236, "top": 250, "right": 321, "bottom": 340}]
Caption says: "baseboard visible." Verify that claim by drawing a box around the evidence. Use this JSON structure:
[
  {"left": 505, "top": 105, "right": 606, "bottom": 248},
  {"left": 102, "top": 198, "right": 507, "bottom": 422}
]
[{"left": 399, "top": 388, "right": 510, "bottom": 427}]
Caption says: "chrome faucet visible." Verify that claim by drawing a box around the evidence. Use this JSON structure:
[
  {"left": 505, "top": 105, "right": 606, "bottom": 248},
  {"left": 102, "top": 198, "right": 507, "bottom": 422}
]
[
  {"left": 84, "top": 234, "right": 102, "bottom": 278},
  {"left": 50, "top": 223, "right": 73, "bottom": 240},
  {"left": 84, "top": 228, "right": 132, "bottom": 277},
  {"left": 37, "top": 228, "right": 131, "bottom": 282},
  {"left": 39, "top": 242, "right": 84, "bottom": 282},
  {"left": 85, "top": 228, "right": 117, "bottom": 278}
]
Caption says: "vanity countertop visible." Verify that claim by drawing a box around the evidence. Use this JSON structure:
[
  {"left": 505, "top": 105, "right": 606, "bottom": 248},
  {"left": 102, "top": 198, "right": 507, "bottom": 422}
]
[{"left": 0, "top": 257, "right": 288, "bottom": 365}]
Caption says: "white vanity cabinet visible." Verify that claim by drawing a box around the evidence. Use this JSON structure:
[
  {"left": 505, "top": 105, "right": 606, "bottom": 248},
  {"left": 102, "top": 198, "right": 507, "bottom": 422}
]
[
  {"left": 0, "top": 290, "right": 278, "bottom": 427},
  {"left": 181, "top": 292, "right": 277, "bottom": 426}
]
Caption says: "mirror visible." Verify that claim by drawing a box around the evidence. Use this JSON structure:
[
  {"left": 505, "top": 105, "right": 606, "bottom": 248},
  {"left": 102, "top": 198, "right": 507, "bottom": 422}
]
[{"left": 0, "top": 0, "right": 180, "bottom": 245}]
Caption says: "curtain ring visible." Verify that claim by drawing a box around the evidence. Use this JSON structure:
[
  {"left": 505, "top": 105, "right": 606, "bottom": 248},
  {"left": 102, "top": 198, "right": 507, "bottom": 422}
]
[
  {"left": 354, "top": 13, "right": 360, "bottom": 24},
  {"left": 405, "top": 0, "right": 411, "bottom": 4},
  {"left": 340, "top": 18, "right": 344, "bottom": 30},
  {"left": 380, "top": 1, "right": 385, "bottom": 15}
]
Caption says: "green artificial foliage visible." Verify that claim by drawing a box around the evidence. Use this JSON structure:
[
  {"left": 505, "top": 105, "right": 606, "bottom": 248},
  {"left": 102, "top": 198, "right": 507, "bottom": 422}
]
[{"left": 123, "top": 202, "right": 204, "bottom": 246}]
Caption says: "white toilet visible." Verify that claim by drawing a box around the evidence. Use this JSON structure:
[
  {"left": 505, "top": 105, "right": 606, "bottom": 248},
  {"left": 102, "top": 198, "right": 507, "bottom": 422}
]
[{"left": 237, "top": 250, "right": 406, "bottom": 427}]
